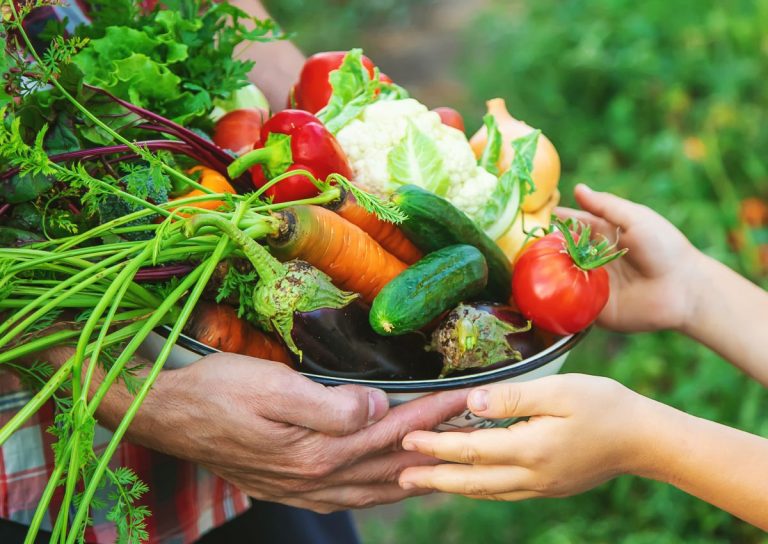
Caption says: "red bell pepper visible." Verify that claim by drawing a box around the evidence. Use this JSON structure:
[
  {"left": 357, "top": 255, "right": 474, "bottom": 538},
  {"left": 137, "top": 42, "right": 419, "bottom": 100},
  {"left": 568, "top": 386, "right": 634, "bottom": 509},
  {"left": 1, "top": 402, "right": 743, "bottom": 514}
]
[
  {"left": 289, "top": 51, "right": 392, "bottom": 113},
  {"left": 226, "top": 110, "right": 353, "bottom": 203}
]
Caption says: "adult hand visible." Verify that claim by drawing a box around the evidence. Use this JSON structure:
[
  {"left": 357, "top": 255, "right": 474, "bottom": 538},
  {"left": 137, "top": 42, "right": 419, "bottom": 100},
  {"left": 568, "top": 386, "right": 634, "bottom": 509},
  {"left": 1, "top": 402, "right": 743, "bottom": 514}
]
[
  {"left": 110, "top": 353, "right": 469, "bottom": 513},
  {"left": 398, "top": 374, "right": 649, "bottom": 500},
  {"left": 556, "top": 184, "right": 705, "bottom": 333}
]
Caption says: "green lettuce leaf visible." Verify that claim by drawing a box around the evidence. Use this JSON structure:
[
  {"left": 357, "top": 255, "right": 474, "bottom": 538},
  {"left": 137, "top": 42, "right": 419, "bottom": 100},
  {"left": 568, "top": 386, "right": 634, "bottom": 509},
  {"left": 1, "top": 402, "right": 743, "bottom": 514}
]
[
  {"left": 387, "top": 120, "right": 451, "bottom": 197},
  {"left": 476, "top": 130, "right": 540, "bottom": 239},
  {"left": 317, "top": 49, "right": 408, "bottom": 134},
  {"left": 478, "top": 114, "right": 502, "bottom": 176}
]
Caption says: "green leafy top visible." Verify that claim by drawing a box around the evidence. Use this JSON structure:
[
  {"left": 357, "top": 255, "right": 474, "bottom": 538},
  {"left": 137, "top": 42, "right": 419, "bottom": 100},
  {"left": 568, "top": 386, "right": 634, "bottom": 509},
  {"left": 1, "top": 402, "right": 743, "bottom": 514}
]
[
  {"left": 387, "top": 120, "right": 451, "bottom": 197},
  {"left": 72, "top": 1, "right": 285, "bottom": 125}
]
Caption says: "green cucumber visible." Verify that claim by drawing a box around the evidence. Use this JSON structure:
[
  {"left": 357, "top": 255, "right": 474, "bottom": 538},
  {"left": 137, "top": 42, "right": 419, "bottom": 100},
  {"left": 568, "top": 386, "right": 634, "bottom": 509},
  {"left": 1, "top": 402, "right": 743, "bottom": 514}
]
[
  {"left": 370, "top": 244, "right": 488, "bottom": 336},
  {"left": 392, "top": 185, "right": 512, "bottom": 300}
]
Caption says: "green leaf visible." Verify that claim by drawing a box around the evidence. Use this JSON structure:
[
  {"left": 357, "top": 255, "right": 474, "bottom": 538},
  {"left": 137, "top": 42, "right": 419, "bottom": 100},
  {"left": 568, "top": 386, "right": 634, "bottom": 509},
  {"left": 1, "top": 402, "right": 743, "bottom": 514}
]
[
  {"left": 476, "top": 169, "right": 522, "bottom": 239},
  {"left": 0, "top": 173, "right": 54, "bottom": 204},
  {"left": 317, "top": 49, "right": 386, "bottom": 134},
  {"left": 387, "top": 120, "right": 451, "bottom": 196},
  {"left": 478, "top": 114, "right": 502, "bottom": 176},
  {"left": 510, "top": 130, "right": 540, "bottom": 197},
  {"left": 475, "top": 131, "right": 539, "bottom": 239},
  {"left": 0, "top": 33, "right": 12, "bottom": 108},
  {"left": 0, "top": 227, "right": 45, "bottom": 246},
  {"left": 45, "top": 114, "right": 81, "bottom": 154}
]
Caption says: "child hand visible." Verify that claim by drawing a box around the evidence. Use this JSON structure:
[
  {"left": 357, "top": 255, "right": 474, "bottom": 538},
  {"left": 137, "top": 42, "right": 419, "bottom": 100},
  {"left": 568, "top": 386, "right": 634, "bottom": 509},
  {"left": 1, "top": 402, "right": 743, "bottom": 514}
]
[
  {"left": 556, "top": 184, "right": 704, "bottom": 333},
  {"left": 398, "top": 375, "right": 651, "bottom": 500}
]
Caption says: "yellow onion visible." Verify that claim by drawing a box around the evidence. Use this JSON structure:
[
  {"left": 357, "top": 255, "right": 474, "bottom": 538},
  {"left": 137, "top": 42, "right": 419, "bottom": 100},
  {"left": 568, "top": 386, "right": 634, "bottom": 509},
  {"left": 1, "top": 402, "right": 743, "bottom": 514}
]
[
  {"left": 496, "top": 189, "right": 560, "bottom": 263},
  {"left": 470, "top": 98, "right": 561, "bottom": 213}
]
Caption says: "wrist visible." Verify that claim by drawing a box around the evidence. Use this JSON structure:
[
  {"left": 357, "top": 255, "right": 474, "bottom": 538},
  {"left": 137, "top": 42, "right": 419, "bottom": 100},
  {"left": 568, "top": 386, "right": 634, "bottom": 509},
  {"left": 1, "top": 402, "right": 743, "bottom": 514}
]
[
  {"left": 674, "top": 250, "right": 716, "bottom": 336},
  {"left": 621, "top": 393, "right": 689, "bottom": 483}
]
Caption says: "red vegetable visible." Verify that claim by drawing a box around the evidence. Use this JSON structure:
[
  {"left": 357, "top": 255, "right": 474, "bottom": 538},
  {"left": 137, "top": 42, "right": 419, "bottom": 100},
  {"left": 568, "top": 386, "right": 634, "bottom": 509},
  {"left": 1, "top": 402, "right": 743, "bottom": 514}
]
[
  {"left": 213, "top": 108, "right": 267, "bottom": 155},
  {"left": 432, "top": 107, "right": 465, "bottom": 133},
  {"left": 289, "top": 51, "right": 391, "bottom": 113},
  {"left": 511, "top": 221, "right": 625, "bottom": 335},
  {"left": 226, "top": 110, "right": 353, "bottom": 203}
]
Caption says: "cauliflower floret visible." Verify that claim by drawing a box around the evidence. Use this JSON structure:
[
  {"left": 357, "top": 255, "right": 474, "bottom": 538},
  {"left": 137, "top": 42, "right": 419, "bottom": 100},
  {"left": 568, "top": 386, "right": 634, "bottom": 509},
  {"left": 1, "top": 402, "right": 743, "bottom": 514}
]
[{"left": 336, "top": 98, "right": 499, "bottom": 223}]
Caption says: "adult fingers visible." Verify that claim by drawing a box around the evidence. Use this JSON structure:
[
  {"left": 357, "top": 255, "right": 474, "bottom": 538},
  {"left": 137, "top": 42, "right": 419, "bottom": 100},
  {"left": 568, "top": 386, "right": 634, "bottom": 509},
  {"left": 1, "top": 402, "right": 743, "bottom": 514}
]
[
  {"left": 467, "top": 376, "right": 572, "bottom": 420},
  {"left": 331, "top": 388, "right": 471, "bottom": 461},
  {"left": 572, "top": 184, "right": 648, "bottom": 231},
  {"left": 399, "top": 464, "right": 534, "bottom": 496},
  {"left": 254, "top": 362, "right": 390, "bottom": 435},
  {"left": 322, "top": 450, "right": 442, "bottom": 486},
  {"left": 402, "top": 428, "right": 532, "bottom": 466},
  {"left": 287, "top": 483, "right": 432, "bottom": 511}
]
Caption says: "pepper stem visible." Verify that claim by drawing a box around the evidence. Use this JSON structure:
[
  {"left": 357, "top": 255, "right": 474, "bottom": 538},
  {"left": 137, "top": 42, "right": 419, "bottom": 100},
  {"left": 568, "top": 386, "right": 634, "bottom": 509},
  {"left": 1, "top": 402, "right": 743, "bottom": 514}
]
[{"left": 227, "top": 133, "right": 293, "bottom": 179}]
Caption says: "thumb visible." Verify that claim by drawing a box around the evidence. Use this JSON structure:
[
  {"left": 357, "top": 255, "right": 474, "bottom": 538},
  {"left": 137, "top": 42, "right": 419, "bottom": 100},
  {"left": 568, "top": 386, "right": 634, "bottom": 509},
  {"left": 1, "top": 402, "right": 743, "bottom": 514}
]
[
  {"left": 574, "top": 183, "right": 648, "bottom": 232},
  {"left": 277, "top": 379, "right": 390, "bottom": 436},
  {"left": 467, "top": 375, "right": 571, "bottom": 419}
]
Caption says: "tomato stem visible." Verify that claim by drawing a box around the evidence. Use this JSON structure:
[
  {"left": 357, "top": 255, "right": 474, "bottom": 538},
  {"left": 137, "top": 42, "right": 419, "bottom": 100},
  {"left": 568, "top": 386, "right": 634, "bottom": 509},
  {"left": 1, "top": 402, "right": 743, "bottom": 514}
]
[{"left": 553, "top": 218, "right": 627, "bottom": 270}]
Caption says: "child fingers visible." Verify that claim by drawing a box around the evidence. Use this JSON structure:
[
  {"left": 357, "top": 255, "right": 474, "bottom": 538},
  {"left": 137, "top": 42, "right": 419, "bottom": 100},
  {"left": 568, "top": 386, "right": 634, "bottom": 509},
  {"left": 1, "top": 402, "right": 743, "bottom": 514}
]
[
  {"left": 573, "top": 183, "right": 647, "bottom": 231},
  {"left": 402, "top": 428, "right": 531, "bottom": 465},
  {"left": 399, "top": 464, "right": 534, "bottom": 496},
  {"left": 468, "top": 376, "right": 572, "bottom": 419}
]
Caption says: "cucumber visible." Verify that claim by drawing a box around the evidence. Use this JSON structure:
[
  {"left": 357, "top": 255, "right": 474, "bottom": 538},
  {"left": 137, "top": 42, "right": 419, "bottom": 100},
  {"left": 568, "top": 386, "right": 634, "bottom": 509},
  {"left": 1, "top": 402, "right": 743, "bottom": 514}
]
[
  {"left": 370, "top": 244, "right": 488, "bottom": 336},
  {"left": 392, "top": 185, "right": 512, "bottom": 300}
]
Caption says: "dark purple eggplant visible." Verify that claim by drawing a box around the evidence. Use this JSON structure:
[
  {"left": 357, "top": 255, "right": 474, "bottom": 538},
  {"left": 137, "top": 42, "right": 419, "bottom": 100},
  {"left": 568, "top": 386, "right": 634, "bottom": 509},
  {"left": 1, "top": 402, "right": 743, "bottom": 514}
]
[
  {"left": 292, "top": 299, "right": 442, "bottom": 380},
  {"left": 430, "top": 302, "right": 558, "bottom": 378}
]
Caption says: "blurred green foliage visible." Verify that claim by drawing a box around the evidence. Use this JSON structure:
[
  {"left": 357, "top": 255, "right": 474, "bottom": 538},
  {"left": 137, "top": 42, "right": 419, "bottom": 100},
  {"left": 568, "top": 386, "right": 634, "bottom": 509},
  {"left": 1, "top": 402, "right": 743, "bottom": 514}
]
[{"left": 265, "top": 0, "right": 768, "bottom": 541}]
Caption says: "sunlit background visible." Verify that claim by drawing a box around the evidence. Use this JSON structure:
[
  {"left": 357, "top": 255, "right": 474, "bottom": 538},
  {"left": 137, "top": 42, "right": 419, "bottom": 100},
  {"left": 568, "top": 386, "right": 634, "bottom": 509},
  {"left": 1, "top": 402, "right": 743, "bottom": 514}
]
[{"left": 263, "top": 1, "right": 768, "bottom": 542}]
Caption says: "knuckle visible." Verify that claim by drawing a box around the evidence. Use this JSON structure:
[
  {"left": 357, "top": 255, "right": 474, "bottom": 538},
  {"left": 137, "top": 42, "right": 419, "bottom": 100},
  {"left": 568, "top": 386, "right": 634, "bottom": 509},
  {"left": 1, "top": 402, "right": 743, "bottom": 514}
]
[
  {"left": 459, "top": 444, "right": 482, "bottom": 465},
  {"left": 463, "top": 482, "right": 490, "bottom": 496},
  {"left": 499, "top": 385, "right": 523, "bottom": 415},
  {"left": 350, "top": 491, "right": 380, "bottom": 509},
  {"left": 299, "top": 459, "right": 337, "bottom": 480}
]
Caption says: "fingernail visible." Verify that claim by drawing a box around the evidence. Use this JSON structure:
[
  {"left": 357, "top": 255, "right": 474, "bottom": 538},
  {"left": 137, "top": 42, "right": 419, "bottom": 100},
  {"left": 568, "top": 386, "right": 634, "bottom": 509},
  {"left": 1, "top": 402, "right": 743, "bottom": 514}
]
[
  {"left": 367, "top": 389, "right": 389, "bottom": 424},
  {"left": 577, "top": 183, "right": 593, "bottom": 193},
  {"left": 400, "top": 481, "right": 415, "bottom": 490},
  {"left": 402, "top": 440, "right": 416, "bottom": 451},
  {"left": 469, "top": 389, "right": 489, "bottom": 412}
]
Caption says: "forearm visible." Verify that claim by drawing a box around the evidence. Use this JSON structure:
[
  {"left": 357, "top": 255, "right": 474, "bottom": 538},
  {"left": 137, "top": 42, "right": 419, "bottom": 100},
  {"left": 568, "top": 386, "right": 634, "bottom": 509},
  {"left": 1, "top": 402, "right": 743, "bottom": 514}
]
[
  {"left": 681, "top": 254, "right": 768, "bottom": 385},
  {"left": 228, "top": 0, "right": 306, "bottom": 110},
  {"left": 634, "top": 396, "right": 768, "bottom": 530}
]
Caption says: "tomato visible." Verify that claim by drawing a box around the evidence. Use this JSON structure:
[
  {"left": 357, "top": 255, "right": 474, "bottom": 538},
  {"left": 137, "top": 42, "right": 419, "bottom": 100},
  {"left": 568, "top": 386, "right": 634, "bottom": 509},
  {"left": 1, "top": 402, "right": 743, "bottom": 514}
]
[
  {"left": 213, "top": 108, "right": 267, "bottom": 155},
  {"left": 432, "top": 107, "right": 465, "bottom": 133},
  {"left": 511, "top": 231, "right": 610, "bottom": 335}
]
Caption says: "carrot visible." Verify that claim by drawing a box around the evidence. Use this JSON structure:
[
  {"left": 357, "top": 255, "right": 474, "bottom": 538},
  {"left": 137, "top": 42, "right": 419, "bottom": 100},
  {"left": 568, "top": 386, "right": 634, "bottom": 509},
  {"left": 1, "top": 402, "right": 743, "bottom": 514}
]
[
  {"left": 330, "top": 192, "right": 423, "bottom": 265},
  {"left": 186, "top": 302, "right": 293, "bottom": 366},
  {"left": 169, "top": 166, "right": 236, "bottom": 215},
  {"left": 269, "top": 205, "right": 407, "bottom": 303}
]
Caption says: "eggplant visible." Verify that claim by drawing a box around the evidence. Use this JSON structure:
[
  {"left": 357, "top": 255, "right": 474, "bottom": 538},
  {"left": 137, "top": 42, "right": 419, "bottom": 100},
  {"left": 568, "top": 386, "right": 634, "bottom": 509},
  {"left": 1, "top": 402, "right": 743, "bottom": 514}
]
[
  {"left": 430, "top": 302, "right": 558, "bottom": 377},
  {"left": 292, "top": 299, "right": 443, "bottom": 380}
]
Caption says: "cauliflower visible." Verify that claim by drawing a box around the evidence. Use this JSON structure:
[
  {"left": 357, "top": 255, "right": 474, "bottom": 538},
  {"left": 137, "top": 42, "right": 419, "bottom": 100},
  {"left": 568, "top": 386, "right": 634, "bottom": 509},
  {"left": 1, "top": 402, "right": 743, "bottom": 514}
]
[{"left": 336, "top": 98, "right": 498, "bottom": 223}]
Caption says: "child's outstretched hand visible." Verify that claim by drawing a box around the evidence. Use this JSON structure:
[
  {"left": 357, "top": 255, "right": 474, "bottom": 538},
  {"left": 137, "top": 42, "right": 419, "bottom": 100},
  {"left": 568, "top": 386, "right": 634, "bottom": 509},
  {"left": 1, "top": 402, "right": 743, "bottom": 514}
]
[
  {"left": 556, "top": 184, "right": 703, "bottom": 333},
  {"left": 398, "top": 375, "right": 648, "bottom": 499}
]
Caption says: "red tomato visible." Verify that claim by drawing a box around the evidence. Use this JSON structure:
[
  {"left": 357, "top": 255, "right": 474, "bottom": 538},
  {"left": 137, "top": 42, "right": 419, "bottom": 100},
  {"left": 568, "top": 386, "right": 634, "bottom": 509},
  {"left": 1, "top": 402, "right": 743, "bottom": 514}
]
[
  {"left": 213, "top": 108, "right": 267, "bottom": 155},
  {"left": 432, "top": 107, "right": 465, "bottom": 133},
  {"left": 511, "top": 232, "right": 609, "bottom": 335}
]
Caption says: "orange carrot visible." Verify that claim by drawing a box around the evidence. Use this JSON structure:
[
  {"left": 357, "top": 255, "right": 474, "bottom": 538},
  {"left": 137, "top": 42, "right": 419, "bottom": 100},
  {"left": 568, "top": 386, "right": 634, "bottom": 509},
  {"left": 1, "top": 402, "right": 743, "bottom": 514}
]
[
  {"left": 187, "top": 302, "right": 293, "bottom": 366},
  {"left": 331, "top": 192, "right": 423, "bottom": 265},
  {"left": 169, "top": 166, "right": 236, "bottom": 215},
  {"left": 268, "top": 205, "right": 407, "bottom": 303}
]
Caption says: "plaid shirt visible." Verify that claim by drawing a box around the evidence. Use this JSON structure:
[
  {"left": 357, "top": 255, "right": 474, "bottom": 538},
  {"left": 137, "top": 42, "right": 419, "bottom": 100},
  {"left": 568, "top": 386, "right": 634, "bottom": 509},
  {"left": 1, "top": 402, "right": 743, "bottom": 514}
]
[{"left": 3, "top": 3, "right": 251, "bottom": 542}]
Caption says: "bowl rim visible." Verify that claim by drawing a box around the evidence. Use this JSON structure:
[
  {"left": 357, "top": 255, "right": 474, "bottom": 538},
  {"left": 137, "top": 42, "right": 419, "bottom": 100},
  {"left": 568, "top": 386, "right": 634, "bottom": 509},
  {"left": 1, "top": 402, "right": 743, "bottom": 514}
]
[{"left": 158, "top": 325, "right": 588, "bottom": 393}]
